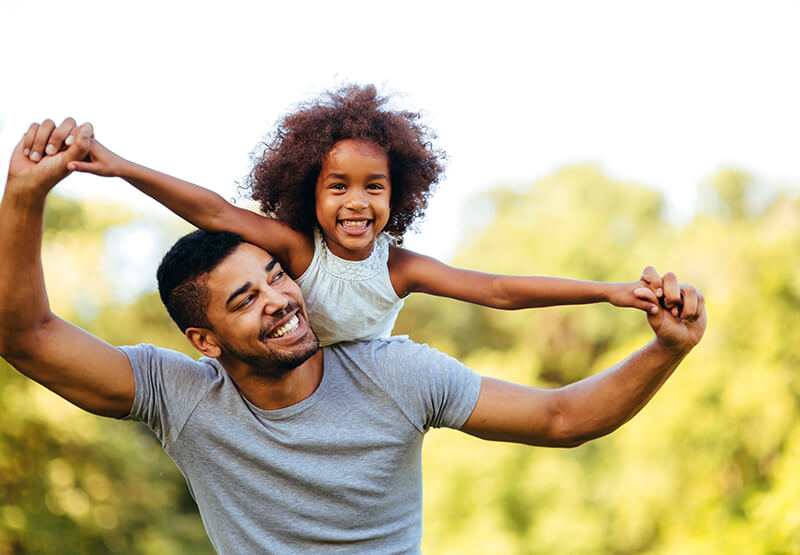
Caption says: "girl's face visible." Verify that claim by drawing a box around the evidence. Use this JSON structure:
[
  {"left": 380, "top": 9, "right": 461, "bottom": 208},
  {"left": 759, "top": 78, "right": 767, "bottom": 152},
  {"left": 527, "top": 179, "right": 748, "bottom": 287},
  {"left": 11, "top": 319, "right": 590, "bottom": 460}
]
[{"left": 314, "top": 139, "right": 391, "bottom": 261}]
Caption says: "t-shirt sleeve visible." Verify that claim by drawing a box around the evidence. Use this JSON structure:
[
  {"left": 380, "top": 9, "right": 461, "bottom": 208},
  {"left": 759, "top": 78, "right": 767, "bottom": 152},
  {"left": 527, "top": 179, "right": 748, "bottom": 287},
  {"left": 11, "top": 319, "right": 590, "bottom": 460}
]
[
  {"left": 119, "top": 344, "right": 218, "bottom": 447},
  {"left": 371, "top": 339, "right": 482, "bottom": 432}
]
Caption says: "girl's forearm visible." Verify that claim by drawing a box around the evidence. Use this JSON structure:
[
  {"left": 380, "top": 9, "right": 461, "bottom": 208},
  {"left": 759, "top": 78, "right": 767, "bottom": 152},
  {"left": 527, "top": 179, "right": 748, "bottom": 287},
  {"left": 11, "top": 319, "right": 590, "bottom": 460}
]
[
  {"left": 115, "top": 160, "right": 233, "bottom": 231},
  {"left": 493, "top": 276, "right": 613, "bottom": 309}
]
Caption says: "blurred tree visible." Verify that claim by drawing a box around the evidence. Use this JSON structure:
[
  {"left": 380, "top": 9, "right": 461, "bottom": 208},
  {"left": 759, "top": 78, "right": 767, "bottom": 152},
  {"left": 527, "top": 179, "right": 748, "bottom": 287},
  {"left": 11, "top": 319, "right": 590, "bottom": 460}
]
[{"left": 397, "top": 165, "right": 800, "bottom": 554}]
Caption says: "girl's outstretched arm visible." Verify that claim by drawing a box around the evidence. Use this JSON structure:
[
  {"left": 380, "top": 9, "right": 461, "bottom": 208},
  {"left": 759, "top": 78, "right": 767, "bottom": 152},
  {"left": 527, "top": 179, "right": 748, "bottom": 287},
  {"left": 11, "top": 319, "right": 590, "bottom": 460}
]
[
  {"left": 388, "top": 248, "right": 662, "bottom": 313},
  {"left": 69, "top": 141, "right": 313, "bottom": 277}
]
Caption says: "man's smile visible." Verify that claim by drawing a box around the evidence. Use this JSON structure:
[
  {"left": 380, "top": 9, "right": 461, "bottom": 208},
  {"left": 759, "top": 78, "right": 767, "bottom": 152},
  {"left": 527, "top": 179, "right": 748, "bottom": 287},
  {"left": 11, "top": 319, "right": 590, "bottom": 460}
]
[
  {"left": 267, "top": 314, "right": 299, "bottom": 338},
  {"left": 259, "top": 307, "right": 306, "bottom": 343}
]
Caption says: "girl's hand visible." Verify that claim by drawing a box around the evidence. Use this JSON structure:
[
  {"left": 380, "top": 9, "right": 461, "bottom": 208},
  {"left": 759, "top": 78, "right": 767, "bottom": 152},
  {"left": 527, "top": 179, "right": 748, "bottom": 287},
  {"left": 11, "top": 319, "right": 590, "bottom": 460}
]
[
  {"left": 67, "top": 139, "right": 127, "bottom": 177},
  {"left": 607, "top": 281, "right": 661, "bottom": 314}
]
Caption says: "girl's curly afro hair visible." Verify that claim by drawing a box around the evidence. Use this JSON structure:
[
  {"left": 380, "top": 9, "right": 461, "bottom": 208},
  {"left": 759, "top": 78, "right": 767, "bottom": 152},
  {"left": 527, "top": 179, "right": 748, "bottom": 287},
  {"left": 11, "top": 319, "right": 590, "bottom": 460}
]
[{"left": 246, "top": 84, "right": 446, "bottom": 238}]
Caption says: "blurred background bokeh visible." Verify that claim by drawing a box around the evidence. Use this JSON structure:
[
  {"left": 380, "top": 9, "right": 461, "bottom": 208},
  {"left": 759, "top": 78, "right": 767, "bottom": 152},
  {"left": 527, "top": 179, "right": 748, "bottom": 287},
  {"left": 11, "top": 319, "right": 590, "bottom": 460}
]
[{"left": 1, "top": 2, "right": 798, "bottom": 553}]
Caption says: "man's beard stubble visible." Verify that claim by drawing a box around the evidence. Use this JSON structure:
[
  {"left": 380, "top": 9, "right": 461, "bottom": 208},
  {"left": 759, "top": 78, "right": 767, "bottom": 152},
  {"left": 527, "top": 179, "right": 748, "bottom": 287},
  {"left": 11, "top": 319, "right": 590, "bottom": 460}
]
[{"left": 221, "top": 321, "right": 321, "bottom": 381}]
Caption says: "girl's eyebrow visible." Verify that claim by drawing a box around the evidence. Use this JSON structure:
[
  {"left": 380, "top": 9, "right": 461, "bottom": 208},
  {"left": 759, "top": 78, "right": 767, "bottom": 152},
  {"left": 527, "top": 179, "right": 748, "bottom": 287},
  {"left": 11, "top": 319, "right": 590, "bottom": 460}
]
[{"left": 323, "top": 172, "right": 388, "bottom": 180}]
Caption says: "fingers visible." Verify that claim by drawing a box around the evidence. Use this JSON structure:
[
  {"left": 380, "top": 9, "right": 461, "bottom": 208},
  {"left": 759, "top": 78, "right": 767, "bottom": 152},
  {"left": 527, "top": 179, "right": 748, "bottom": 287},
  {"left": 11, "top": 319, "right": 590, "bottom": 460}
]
[
  {"left": 640, "top": 266, "right": 663, "bottom": 298},
  {"left": 22, "top": 118, "right": 80, "bottom": 162},
  {"left": 662, "top": 272, "right": 682, "bottom": 316},
  {"left": 63, "top": 123, "right": 94, "bottom": 164},
  {"left": 67, "top": 159, "right": 102, "bottom": 174},
  {"left": 22, "top": 122, "right": 38, "bottom": 157},
  {"left": 28, "top": 119, "right": 56, "bottom": 162},
  {"left": 633, "top": 286, "right": 660, "bottom": 314},
  {"left": 46, "top": 117, "right": 78, "bottom": 156},
  {"left": 677, "top": 285, "right": 705, "bottom": 322}
]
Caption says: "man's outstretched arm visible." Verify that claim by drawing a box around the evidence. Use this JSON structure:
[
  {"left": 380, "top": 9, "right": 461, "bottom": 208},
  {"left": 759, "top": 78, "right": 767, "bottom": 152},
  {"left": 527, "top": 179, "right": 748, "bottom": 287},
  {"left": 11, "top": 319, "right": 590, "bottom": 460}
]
[
  {"left": 460, "top": 272, "right": 706, "bottom": 447},
  {"left": 0, "top": 119, "right": 135, "bottom": 418}
]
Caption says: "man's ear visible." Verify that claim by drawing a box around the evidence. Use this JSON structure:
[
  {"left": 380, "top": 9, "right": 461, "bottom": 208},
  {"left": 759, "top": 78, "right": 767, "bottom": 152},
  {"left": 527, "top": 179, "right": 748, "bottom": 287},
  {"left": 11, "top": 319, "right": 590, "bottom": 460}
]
[{"left": 185, "top": 327, "right": 223, "bottom": 358}]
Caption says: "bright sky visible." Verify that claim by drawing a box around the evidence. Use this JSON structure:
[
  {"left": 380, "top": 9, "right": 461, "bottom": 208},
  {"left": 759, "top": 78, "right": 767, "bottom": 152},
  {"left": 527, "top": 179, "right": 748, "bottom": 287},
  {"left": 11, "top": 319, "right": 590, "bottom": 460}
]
[{"left": 2, "top": 1, "right": 798, "bottom": 266}]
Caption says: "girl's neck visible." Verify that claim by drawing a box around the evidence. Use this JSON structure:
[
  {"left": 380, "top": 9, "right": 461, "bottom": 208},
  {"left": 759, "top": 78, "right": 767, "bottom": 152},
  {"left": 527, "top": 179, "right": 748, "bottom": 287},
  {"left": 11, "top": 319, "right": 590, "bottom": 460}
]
[
  {"left": 317, "top": 226, "right": 380, "bottom": 262},
  {"left": 323, "top": 235, "right": 377, "bottom": 261}
]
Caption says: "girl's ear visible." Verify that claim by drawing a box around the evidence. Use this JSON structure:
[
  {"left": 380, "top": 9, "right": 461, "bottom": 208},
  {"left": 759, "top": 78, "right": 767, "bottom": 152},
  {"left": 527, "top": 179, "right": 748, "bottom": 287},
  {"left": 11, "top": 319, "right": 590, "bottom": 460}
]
[{"left": 185, "top": 327, "right": 223, "bottom": 358}]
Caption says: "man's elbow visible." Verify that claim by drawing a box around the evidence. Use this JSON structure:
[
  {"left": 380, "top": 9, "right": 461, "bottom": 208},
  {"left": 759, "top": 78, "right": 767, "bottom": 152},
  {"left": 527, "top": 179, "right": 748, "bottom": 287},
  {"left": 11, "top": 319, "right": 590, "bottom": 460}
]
[
  {"left": 546, "top": 415, "right": 591, "bottom": 448},
  {"left": 545, "top": 396, "right": 610, "bottom": 449},
  {"left": 0, "top": 314, "right": 54, "bottom": 360}
]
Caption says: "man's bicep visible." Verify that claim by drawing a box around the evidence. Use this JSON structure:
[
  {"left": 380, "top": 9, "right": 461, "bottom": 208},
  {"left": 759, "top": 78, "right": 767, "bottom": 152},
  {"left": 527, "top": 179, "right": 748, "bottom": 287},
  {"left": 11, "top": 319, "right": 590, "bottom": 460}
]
[
  {"left": 6, "top": 315, "right": 135, "bottom": 418},
  {"left": 460, "top": 377, "right": 570, "bottom": 447}
]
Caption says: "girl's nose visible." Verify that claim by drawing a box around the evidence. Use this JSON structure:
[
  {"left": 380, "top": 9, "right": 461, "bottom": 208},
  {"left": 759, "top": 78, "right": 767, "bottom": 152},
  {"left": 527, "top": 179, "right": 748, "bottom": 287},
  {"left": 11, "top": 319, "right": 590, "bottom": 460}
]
[{"left": 344, "top": 190, "right": 368, "bottom": 210}]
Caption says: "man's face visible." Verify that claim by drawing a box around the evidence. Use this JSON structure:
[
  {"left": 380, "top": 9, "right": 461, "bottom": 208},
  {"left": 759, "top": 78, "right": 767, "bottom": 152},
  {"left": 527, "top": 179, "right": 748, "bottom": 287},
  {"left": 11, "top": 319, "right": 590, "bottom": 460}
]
[{"left": 203, "top": 243, "right": 319, "bottom": 378}]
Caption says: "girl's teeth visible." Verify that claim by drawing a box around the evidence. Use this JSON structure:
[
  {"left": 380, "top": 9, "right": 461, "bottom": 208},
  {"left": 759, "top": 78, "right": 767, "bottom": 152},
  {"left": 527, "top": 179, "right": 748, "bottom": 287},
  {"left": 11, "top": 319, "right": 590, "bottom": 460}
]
[{"left": 341, "top": 220, "right": 368, "bottom": 230}]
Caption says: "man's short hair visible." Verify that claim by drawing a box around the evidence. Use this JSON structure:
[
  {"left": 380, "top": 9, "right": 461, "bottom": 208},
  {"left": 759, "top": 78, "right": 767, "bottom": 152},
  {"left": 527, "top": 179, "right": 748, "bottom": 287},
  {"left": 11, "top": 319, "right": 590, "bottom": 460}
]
[{"left": 157, "top": 230, "right": 245, "bottom": 332}]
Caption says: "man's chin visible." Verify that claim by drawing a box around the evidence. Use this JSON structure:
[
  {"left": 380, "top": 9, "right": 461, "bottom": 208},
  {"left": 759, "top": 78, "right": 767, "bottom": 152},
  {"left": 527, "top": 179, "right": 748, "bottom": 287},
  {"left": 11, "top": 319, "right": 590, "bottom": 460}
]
[{"left": 225, "top": 329, "right": 320, "bottom": 380}]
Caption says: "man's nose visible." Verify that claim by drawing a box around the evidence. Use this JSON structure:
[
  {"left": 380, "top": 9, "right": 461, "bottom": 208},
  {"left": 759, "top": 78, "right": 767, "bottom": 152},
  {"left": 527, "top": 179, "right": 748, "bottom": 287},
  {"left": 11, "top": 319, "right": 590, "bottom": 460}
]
[{"left": 261, "top": 286, "right": 289, "bottom": 315}]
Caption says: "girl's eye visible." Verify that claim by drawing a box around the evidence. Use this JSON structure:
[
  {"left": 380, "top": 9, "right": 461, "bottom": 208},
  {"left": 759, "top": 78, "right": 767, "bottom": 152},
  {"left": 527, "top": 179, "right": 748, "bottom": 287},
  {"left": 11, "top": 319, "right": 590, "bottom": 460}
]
[
  {"left": 367, "top": 183, "right": 384, "bottom": 190},
  {"left": 329, "top": 183, "right": 346, "bottom": 190}
]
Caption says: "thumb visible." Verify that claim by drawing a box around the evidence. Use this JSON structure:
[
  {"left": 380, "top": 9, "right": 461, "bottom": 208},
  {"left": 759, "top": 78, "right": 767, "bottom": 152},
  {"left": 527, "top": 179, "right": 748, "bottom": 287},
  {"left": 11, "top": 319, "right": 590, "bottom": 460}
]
[
  {"left": 67, "top": 160, "right": 104, "bottom": 174},
  {"left": 63, "top": 123, "right": 94, "bottom": 164}
]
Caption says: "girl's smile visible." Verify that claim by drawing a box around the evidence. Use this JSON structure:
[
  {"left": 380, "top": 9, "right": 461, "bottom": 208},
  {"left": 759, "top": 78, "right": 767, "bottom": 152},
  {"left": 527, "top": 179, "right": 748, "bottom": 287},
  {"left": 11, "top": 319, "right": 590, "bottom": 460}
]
[{"left": 314, "top": 139, "right": 392, "bottom": 261}]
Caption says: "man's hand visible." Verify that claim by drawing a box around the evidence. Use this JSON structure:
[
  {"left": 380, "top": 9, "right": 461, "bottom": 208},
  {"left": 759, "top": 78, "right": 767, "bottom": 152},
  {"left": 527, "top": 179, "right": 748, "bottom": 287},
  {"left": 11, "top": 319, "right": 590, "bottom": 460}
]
[
  {"left": 1, "top": 119, "right": 135, "bottom": 418},
  {"left": 635, "top": 267, "right": 706, "bottom": 353},
  {"left": 11, "top": 118, "right": 93, "bottom": 195}
]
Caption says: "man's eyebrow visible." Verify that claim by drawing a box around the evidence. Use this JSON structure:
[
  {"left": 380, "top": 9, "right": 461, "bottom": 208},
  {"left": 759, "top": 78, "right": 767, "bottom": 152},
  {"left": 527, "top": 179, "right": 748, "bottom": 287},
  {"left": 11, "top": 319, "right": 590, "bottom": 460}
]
[
  {"left": 225, "top": 261, "right": 276, "bottom": 307},
  {"left": 226, "top": 282, "right": 252, "bottom": 307}
]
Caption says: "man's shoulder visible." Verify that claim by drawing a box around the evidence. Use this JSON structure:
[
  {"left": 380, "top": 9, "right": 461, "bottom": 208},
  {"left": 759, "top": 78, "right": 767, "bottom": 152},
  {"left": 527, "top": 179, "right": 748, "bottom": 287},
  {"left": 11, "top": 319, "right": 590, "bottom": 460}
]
[
  {"left": 119, "top": 343, "right": 223, "bottom": 377},
  {"left": 327, "top": 337, "right": 437, "bottom": 358},
  {"left": 326, "top": 337, "right": 464, "bottom": 375}
]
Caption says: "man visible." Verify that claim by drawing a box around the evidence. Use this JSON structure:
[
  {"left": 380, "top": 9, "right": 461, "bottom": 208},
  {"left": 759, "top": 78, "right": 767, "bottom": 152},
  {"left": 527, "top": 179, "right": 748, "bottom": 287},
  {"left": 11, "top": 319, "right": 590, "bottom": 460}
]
[{"left": 0, "top": 119, "right": 706, "bottom": 553}]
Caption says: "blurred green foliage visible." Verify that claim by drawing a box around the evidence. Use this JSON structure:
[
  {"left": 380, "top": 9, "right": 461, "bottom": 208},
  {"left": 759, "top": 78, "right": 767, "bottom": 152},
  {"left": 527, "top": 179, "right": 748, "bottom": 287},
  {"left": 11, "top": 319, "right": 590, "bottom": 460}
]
[
  {"left": 1, "top": 165, "right": 798, "bottom": 553},
  {"left": 403, "top": 166, "right": 800, "bottom": 554}
]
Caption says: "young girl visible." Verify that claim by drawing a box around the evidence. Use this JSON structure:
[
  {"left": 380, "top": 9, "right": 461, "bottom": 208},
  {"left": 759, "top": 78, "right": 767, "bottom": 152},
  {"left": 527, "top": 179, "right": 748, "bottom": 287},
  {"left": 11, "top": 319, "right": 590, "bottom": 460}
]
[{"left": 53, "top": 85, "right": 659, "bottom": 345}]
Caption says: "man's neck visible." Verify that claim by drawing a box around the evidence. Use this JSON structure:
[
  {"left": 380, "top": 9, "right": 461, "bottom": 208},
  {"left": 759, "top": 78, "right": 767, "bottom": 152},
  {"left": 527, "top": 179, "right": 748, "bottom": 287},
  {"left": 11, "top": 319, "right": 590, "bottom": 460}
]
[{"left": 222, "top": 349, "right": 325, "bottom": 411}]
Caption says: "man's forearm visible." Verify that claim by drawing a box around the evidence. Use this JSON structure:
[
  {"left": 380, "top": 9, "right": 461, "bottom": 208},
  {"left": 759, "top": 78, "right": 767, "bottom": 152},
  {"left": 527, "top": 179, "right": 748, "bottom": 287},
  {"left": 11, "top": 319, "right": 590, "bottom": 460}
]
[
  {"left": 553, "top": 338, "right": 690, "bottom": 446},
  {"left": 0, "top": 184, "right": 52, "bottom": 355}
]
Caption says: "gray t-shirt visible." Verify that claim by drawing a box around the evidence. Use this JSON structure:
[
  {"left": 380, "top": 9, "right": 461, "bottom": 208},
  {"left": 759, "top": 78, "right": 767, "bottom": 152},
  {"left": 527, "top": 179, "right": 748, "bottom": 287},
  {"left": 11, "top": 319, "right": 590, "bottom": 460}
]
[{"left": 121, "top": 338, "right": 482, "bottom": 554}]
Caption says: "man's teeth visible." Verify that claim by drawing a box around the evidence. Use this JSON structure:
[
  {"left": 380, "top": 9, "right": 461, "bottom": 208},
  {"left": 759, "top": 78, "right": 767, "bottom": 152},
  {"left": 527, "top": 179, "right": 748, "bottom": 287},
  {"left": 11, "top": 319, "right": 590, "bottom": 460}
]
[
  {"left": 269, "top": 315, "right": 299, "bottom": 338},
  {"left": 340, "top": 220, "right": 368, "bottom": 230}
]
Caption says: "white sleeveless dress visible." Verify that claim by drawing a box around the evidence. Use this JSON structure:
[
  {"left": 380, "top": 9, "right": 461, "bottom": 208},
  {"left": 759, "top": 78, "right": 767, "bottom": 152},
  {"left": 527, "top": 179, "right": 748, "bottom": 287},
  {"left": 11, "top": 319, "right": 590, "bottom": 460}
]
[{"left": 295, "top": 228, "right": 406, "bottom": 346}]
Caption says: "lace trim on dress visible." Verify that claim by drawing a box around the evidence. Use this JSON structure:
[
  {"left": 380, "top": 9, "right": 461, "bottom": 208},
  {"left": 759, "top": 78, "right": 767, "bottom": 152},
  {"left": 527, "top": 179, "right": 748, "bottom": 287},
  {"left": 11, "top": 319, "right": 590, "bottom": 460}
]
[{"left": 314, "top": 227, "right": 389, "bottom": 281}]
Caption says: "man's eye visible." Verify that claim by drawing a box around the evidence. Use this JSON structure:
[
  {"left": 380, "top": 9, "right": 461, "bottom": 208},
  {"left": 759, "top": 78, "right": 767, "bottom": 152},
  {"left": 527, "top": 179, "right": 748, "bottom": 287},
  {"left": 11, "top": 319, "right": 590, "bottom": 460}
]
[
  {"left": 271, "top": 271, "right": 284, "bottom": 283},
  {"left": 236, "top": 295, "right": 255, "bottom": 310}
]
